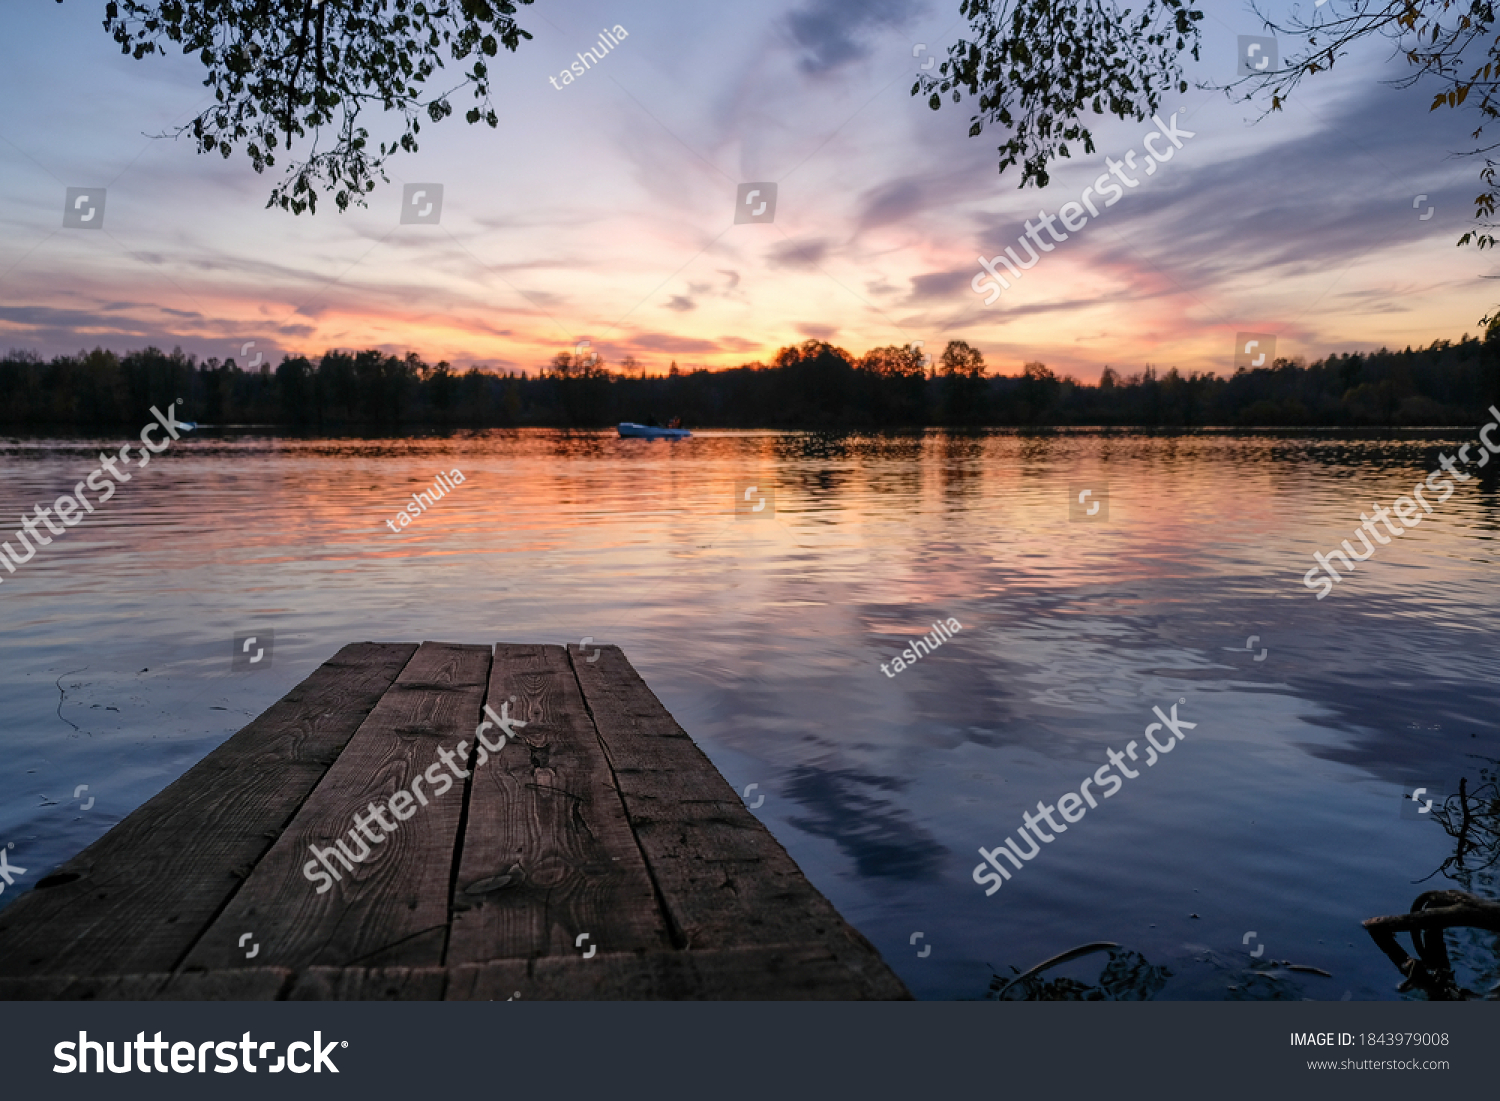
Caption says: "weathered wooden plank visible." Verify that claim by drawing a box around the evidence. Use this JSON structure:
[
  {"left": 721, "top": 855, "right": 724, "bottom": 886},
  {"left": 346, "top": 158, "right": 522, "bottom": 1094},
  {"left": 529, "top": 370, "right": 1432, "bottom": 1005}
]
[
  {"left": 1, "top": 970, "right": 297, "bottom": 1000},
  {"left": 0, "top": 974, "right": 172, "bottom": 1000},
  {"left": 159, "top": 969, "right": 294, "bottom": 1000},
  {"left": 1, "top": 640, "right": 909, "bottom": 1001},
  {"left": 0, "top": 968, "right": 409, "bottom": 1001},
  {"left": 0, "top": 642, "right": 418, "bottom": 978},
  {"left": 446, "top": 945, "right": 910, "bottom": 1000},
  {"left": 287, "top": 967, "right": 445, "bottom": 1000},
  {"left": 568, "top": 644, "right": 909, "bottom": 997},
  {"left": 178, "top": 643, "right": 492, "bottom": 972},
  {"left": 3, "top": 952, "right": 902, "bottom": 1000},
  {"left": 446, "top": 644, "right": 671, "bottom": 963}
]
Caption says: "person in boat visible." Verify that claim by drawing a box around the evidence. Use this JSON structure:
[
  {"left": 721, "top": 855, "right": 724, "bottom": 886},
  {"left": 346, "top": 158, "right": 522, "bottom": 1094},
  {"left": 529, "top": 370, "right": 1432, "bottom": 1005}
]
[{"left": 667, "top": 417, "right": 682, "bottom": 429}]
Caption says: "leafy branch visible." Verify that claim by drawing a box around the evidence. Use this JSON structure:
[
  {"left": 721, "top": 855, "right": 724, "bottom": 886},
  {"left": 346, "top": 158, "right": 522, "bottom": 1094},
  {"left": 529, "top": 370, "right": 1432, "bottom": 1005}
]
[
  {"left": 91, "top": 0, "right": 533, "bottom": 214},
  {"left": 1233, "top": 2, "right": 1500, "bottom": 295},
  {"left": 912, "top": 0, "right": 1204, "bottom": 188}
]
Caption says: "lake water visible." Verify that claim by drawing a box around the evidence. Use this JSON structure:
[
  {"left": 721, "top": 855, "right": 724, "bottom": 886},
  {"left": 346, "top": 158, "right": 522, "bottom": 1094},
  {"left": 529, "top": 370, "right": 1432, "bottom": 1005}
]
[{"left": 1, "top": 427, "right": 1497, "bottom": 1000}]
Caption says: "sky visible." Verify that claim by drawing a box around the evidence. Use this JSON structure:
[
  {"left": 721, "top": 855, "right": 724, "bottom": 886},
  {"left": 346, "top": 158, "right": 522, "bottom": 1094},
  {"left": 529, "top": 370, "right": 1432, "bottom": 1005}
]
[{"left": 1, "top": 0, "right": 1496, "bottom": 383}]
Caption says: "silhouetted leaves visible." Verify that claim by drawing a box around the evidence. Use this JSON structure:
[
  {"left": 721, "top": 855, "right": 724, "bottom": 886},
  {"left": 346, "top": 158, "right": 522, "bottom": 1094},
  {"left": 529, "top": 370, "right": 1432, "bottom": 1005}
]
[
  {"left": 1234, "top": 2, "right": 1500, "bottom": 320},
  {"left": 94, "top": 0, "right": 532, "bottom": 214},
  {"left": 913, "top": 1, "right": 1204, "bottom": 188}
]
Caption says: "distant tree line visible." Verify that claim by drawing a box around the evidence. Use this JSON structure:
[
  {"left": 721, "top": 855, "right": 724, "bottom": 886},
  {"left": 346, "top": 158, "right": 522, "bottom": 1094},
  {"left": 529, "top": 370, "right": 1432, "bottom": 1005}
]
[{"left": 3, "top": 334, "right": 1498, "bottom": 430}]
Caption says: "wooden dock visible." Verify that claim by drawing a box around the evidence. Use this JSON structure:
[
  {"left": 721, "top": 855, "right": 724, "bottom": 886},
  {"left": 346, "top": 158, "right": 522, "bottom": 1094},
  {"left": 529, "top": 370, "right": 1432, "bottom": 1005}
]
[{"left": 0, "top": 643, "right": 909, "bottom": 1000}]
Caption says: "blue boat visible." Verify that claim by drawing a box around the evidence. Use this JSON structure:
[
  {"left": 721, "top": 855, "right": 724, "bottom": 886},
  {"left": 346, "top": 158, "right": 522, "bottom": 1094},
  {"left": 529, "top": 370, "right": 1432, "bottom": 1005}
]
[{"left": 618, "top": 422, "right": 691, "bottom": 439}]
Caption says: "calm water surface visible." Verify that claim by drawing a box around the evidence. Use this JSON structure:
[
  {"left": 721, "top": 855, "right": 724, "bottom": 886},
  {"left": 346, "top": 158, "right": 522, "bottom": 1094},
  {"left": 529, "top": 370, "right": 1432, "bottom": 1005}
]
[{"left": 1, "top": 428, "right": 1497, "bottom": 1000}]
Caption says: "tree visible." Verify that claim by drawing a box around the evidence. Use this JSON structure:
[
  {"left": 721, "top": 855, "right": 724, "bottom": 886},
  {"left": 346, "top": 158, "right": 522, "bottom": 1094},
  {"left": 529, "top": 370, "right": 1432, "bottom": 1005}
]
[
  {"left": 938, "top": 340, "right": 987, "bottom": 424},
  {"left": 772, "top": 340, "right": 858, "bottom": 425},
  {"left": 85, "top": 0, "right": 534, "bottom": 214},
  {"left": 861, "top": 344, "right": 929, "bottom": 423},
  {"left": 939, "top": 340, "right": 986, "bottom": 378},
  {"left": 913, "top": 0, "right": 1204, "bottom": 189},
  {"left": 427, "top": 360, "right": 455, "bottom": 416},
  {"left": 917, "top": 1, "right": 1500, "bottom": 319},
  {"left": 275, "top": 353, "right": 314, "bottom": 420},
  {"left": 1016, "top": 360, "right": 1060, "bottom": 422},
  {"left": 1240, "top": 1, "right": 1500, "bottom": 322},
  {"left": 860, "top": 343, "right": 927, "bottom": 379},
  {"left": 546, "top": 349, "right": 611, "bottom": 425}
]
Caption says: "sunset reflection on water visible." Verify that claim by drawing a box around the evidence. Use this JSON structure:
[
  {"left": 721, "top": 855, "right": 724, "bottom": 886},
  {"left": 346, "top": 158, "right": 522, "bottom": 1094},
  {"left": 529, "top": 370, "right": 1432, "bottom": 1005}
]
[{"left": 1, "top": 427, "right": 1496, "bottom": 999}]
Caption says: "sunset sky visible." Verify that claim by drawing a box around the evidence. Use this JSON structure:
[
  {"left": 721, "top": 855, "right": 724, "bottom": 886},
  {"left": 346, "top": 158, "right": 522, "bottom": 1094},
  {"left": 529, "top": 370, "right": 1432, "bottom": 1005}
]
[{"left": 1, "top": 0, "right": 1495, "bottom": 382}]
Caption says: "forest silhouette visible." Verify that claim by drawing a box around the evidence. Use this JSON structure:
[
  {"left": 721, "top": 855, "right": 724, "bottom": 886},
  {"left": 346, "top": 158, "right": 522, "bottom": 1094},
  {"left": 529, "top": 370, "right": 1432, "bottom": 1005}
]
[{"left": 4, "top": 334, "right": 1498, "bottom": 430}]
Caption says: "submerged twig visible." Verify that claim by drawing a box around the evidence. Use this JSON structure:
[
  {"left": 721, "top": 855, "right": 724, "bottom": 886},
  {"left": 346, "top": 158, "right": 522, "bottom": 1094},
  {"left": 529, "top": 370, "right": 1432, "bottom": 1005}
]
[
  {"left": 54, "top": 666, "right": 87, "bottom": 733},
  {"left": 1363, "top": 890, "right": 1500, "bottom": 1000},
  {"left": 994, "top": 941, "right": 1119, "bottom": 998}
]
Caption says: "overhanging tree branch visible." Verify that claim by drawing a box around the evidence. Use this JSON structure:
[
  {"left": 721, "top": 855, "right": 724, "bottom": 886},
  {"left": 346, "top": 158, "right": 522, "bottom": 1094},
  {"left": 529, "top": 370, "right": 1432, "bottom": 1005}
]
[
  {"left": 912, "top": 0, "right": 1205, "bottom": 188},
  {"left": 84, "top": 0, "right": 532, "bottom": 214}
]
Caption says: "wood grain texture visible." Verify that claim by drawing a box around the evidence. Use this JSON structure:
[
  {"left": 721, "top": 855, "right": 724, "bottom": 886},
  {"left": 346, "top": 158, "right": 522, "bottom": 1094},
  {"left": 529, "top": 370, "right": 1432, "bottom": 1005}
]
[
  {"left": 0, "top": 641, "right": 909, "bottom": 1000},
  {"left": 446, "top": 945, "right": 909, "bottom": 1000},
  {"left": 446, "top": 643, "right": 670, "bottom": 963},
  {"left": 179, "top": 643, "right": 492, "bottom": 972},
  {"left": 0, "top": 974, "right": 172, "bottom": 1000},
  {"left": 0, "top": 642, "right": 417, "bottom": 978},
  {"left": 158, "top": 969, "right": 294, "bottom": 1000},
  {"left": 568, "top": 643, "right": 910, "bottom": 998},
  {"left": 0, "top": 970, "right": 295, "bottom": 1001},
  {"left": 288, "top": 966, "right": 445, "bottom": 1000}
]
